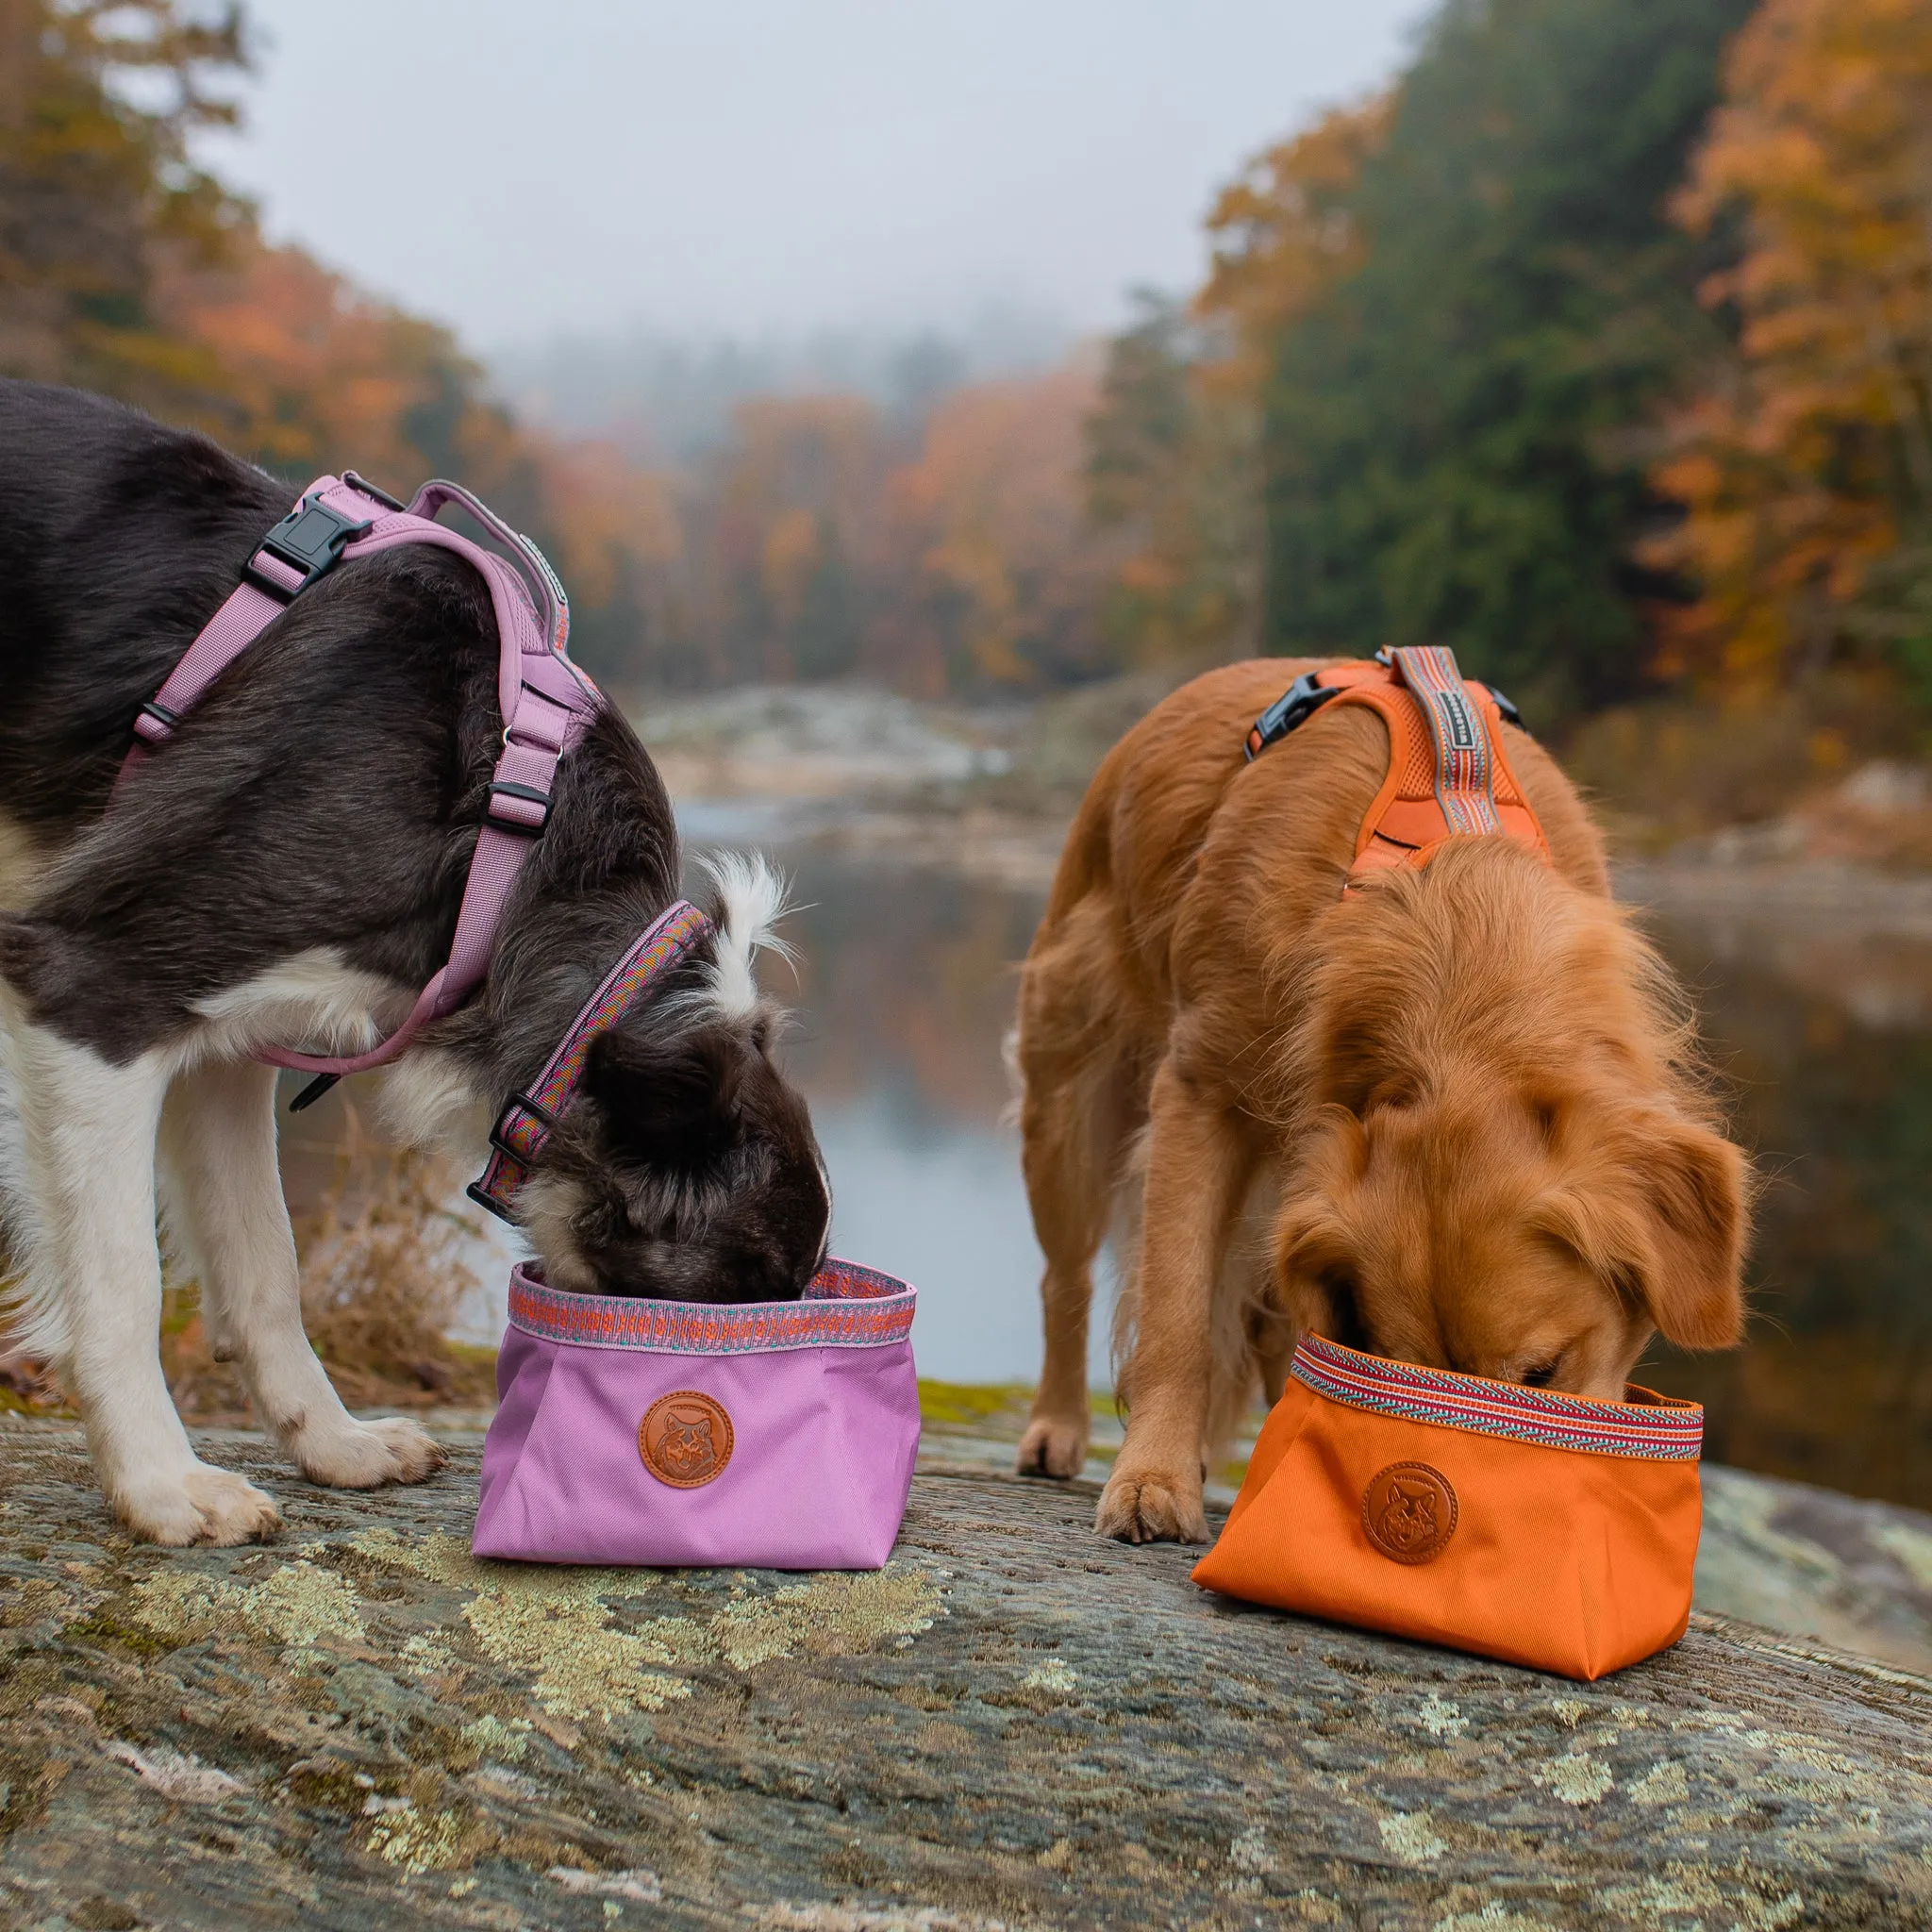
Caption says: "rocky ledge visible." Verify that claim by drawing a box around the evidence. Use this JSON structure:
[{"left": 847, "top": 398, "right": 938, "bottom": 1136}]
[{"left": 2, "top": 1427, "right": 1930, "bottom": 1931}]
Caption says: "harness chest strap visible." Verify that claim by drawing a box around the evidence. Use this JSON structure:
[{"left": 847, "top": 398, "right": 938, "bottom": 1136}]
[
  {"left": 1244, "top": 645, "right": 1550, "bottom": 887},
  {"left": 118, "top": 473, "right": 605, "bottom": 1080}
]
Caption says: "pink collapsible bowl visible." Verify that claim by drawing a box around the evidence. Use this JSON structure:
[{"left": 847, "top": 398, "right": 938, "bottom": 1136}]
[{"left": 474, "top": 1259, "right": 920, "bottom": 1570}]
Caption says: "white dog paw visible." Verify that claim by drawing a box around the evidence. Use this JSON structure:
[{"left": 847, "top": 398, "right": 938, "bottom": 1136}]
[
  {"left": 1016, "top": 1415, "right": 1090, "bottom": 1479},
  {"left": 290, "top": 1415, "right": 447, "bottom": 1491},
  {"left": 113, "top": 1465, "right": 282, "bottom": 1547}
]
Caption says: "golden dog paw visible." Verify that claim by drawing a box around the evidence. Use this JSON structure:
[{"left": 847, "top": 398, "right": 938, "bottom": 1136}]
[
  {"left": 1015, "top": 1415, "right": 1089, "bottom": 1479},
  {"left": 1094, "top": 1465, "right": 1209, "bottom": 1545}
]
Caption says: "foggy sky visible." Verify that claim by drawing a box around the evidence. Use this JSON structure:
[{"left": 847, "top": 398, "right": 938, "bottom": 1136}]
[{"left": 202, "top": 0, "right": 1431, "bottom": 352}]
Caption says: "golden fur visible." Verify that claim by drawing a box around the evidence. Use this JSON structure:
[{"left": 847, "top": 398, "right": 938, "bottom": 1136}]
[{"left": 1011, "top": 660, "right": 1749, "bottom": 1544}]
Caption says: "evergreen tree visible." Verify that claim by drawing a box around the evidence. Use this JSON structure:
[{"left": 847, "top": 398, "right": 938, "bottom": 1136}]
[{"left": 1261, "top": 0, "right": 1755, "bottom": 720}]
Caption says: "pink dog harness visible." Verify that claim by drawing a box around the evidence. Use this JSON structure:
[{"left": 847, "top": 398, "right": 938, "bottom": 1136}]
[
  {"left": 122, "top": 472, "right": 602, "bottom": 1089},
  {"left": 126, "top": 473, "right": 708, "bottom": 1219}
]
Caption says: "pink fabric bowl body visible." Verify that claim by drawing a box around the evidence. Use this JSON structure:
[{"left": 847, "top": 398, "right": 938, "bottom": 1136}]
[{"left": 474, "top": 1258, "right": 920, "bottom": 1570}]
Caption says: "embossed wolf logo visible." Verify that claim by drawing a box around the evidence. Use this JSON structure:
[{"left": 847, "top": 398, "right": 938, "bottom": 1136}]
[
  {"left": 660, "top": 1407, "right": 719, "bottom": 1478},
  {"left": 1374, "top": 1477, "right": 1440, "bottom": 1554}
]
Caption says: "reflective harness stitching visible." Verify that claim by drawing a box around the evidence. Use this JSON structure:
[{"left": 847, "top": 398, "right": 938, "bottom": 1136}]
[
  {"left": 1388, "top": 643, "right": 1503, "bottom": 838},
  {"left": 467, "top": 898, "right": 716, "bottom": 1223}
]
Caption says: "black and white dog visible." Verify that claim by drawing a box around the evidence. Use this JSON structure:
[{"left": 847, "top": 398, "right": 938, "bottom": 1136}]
[{"left": 0, "top": 379, "right": 830, "bottom": 1545}]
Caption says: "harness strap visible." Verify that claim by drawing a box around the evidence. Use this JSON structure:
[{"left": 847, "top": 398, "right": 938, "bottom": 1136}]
[
  {"left": 467, "top": 899, "right": 716, "bottom": 1223},
  {"left": 1388, "top": 644, "right": 1504, "bottom": 838},
  {"left": 1244, "top": 646, "right": 1549, "bottom": 891},
  {"left": 116, "top": 473, "right": 605, "bottom": 1080}
]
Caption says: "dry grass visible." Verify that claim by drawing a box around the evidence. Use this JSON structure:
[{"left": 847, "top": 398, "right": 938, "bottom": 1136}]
[
  {"left": 2, "top": 1105, "right": 498, "bottom": 1423},
  {"left": 1561, "top": 671, "right": 1923, "bottom": 855},
  {"left": 283, "top": 1108, "right": 496, "bottom": 1412}
]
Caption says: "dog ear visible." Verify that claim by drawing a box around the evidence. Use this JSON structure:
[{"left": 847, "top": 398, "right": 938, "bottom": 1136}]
[
  {"left": 1627, "top": 1112, "right": 1749, "bottom": 1348},
  {"left": 582, "top": 1024, "right": 746, "bottom": 1174},
  {"left": 1539, "top": 1108, "right": 1748, "bottom": 1350}
]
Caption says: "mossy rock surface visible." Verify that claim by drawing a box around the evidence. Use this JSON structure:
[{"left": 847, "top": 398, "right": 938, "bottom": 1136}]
[{"left": 2, "top": 1425, "right": 1929, "bottom": 1930}]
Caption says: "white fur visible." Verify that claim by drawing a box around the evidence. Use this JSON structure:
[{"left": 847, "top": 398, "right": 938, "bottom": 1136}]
[
  {"left": 190, "top": 946, "right": 406, "bottom": 1069},
  {"left": 377, "top": 1045, "right": 494, "bottom": 1158},
  {"left": 0, "top": 995, "right": 282, "bottom": 1542},
  {"left": 697, "top": 851, "right": 794, "bottom": 1019},
  {"left": 0, "top": 929, "right": 454, "bottom": 1543},
  {"left": 157, "top": 1060, "right": 444, "bottom": 1496},
  {"left": 515, "top": 1169, "right": 595, "bottom": 1294}
]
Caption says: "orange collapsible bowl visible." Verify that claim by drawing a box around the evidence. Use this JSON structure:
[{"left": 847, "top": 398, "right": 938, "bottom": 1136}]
[{"left": 1191, "top": 1336, "right": 1705, "bottom": 1681}]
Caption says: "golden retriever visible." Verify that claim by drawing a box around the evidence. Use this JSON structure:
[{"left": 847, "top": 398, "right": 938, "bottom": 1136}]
[{"left": 1011, "top": 660, "right": 1749, "bottom": 1544}]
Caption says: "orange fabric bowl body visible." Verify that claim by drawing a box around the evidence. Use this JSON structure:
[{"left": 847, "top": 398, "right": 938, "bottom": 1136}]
[{"left": 1191, "top": 1338, "right": 1704, "bottom": 1681}]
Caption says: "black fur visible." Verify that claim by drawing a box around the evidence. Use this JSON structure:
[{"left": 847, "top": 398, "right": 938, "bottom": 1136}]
[{"left": 0, "top": 379, "right": 828, "bottom": 1303}]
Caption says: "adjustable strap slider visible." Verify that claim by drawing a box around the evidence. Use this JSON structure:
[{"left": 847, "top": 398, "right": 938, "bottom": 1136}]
[
  {"left": 132, "top": 698, "right": 181, "bottom": 747},
  {"left": 489, "top": 1090, "right": 557, "bottom": 1167},
  {"left": 486, "top": 780, "right": 553, "bottom": 835}
]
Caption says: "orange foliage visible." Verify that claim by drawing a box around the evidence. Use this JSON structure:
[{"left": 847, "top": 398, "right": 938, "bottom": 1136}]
[
  {"left": 146, "top": 237, "right": 683, "bottom": 684},
  {"left": 158, "top": 242, "right": 466, "bottom": 480},
  {"left": 1648, "top": 0, "right": 1932, "bottom": 684},
  {"left": 883, "top": 360, "right": 1108, "bottom": 688},
  {"left": 534, "top": 435, "right": 681, "bottom": 612},
  {"left": 1068, "top": 97, "right": 1389, "bottom": 673},
  {"left": 669, "top": 368, "right": 1109, "bottom": 691},
  {"left": 1196, "top": 96, "right": 1391, "bottom": 395}
]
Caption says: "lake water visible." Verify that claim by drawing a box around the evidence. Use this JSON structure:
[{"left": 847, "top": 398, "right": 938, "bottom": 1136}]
[
  {"left": 278, "top": 835, "right": 1932, "bottom": 1513},
  {"left": 759, "top": 850, "right": 1932, "bottom": 1514}
]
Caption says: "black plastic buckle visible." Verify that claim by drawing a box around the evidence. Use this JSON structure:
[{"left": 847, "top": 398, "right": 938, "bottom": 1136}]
[
  {"left": 241, "top": 495, "right": 371, "bottom": 603},
  {"left": 135, "top": 698, "right": 180, "bottom": 738},
  {"left": 1486, "top": 685, "right": 1525, "bottom": 729},
  {"left": 486, "top": 780, "right": 553, "bottom": 834},
  {"left": 1244, "top": 672, "right": 1339, "bottom": 760},
  {"left": 489, "top": 1091, "right": 556, "bottom": 1167}
]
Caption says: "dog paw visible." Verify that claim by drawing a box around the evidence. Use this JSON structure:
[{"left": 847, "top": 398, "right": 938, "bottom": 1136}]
[
  {"left": 1094, "top": 1465, "right": 1209, "bottom": 1545},
  {"left": 1016, "top": 1415, "right": 1089, "bottom": 1479},
  {"left": 113, "top": 1466, "right": 283, "bottom": 1547},
  {"left": 290, "top": 1416, "right": 447, "bottom": 1491}
]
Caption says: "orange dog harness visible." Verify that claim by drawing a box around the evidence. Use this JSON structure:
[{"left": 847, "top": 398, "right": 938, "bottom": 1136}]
[
  {"left": 1245, "top": 645, "right": 1550, "bottom": 886},
  {"left": 1192, "top": 1339, "right": 1705, "bottom": 1680}
]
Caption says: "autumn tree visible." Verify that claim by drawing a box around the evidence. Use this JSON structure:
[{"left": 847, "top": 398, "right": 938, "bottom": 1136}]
[
  {"left": 0, "top": 0, "right": 247, "bottom": 410},
  {"left": 881, "top": 360, "right": 1108, "bottom": 691},
  {"left": 675, "top": 394, "right": 889, "bottom": 686},
  {"left": 1195, "top": 98, "right": 1389, "bottom": 400},
  {"left": 1648, "top": 0, "right": 1932, "bottom": 697}
]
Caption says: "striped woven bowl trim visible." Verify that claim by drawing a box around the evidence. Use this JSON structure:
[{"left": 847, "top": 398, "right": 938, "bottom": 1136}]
[
  {"left": 1291, "top": 1334, "right": 1703, "bottom": 1461},
  {"left": 507, "top": 1258, "right": 916, "bottom": 1356}
]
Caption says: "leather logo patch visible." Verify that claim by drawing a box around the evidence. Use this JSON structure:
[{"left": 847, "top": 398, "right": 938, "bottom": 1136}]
[
  {"left": 639, "top": 1391, "right": 734, "bottom": 1489},
  {"left": 1362, "top": 1461, "right": 1458, "bottom": 1564}
]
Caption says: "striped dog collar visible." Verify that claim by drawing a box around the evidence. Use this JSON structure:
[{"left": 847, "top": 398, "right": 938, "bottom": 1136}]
[{"left": 467, "top": 899, "right": 715, "bottom": 1222}]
